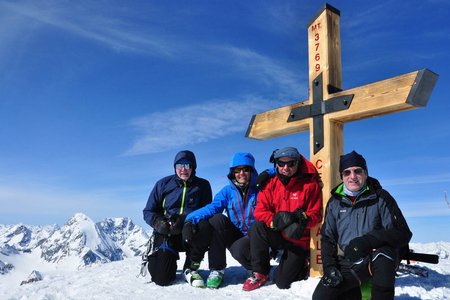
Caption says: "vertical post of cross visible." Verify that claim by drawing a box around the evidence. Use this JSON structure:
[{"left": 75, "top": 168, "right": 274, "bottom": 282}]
[{"left": 306, "top": 4, "right": 343, "bottom": 276}]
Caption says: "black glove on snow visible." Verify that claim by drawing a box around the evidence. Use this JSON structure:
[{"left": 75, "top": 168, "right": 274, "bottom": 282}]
[
  {"left": 322, "top": 266, "right": 343, "bottom": 287},
  {"left": 345, "top": 236, "right": 373, "bottom": 262},
  {"left": 256, "top": 170, "right": 270, "bottom": 190},
  {"left": 153, "top": 215, "right": 171, "bottom": 235},
  {"left": 273, "top": 211, "right": 295, "bottom": 231},
  {"left": 168, "top": 214, "right": 186, "bottom": 235},
  {"left": 182, "top": 222, "right": 197, "bottom": 243}
]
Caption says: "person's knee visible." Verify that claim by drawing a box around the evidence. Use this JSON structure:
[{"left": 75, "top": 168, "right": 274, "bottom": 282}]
[
  {"left": 148, "top": 250, "right": 177, "bottom": 286},
  {"left": 249, "top": 221, "right": 267, "bottom": 236},
  {"left": 371, "top": 249, "right": 396, "bottom": 288},
  {"left": 151, "top": 272, "right": 175, "bottom": 286},
  {"left": 208, "top": 213, "right": 227, "bottom": 229}
]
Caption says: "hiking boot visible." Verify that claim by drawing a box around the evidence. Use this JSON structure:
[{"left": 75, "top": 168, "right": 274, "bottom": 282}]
[
  {"left": 184, "top": 268, "right": 205, "bottom": 288},
  {"left": 242, "top": 272, "right": 269, "bottom": 291},
  {"left": 206, "top": 269, "right": 224, "bottom": 289}
]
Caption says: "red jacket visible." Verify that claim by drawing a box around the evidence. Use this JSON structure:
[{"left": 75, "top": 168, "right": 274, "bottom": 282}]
[{"left": 254, "top": 156, "right": 323, "bottom": 250}]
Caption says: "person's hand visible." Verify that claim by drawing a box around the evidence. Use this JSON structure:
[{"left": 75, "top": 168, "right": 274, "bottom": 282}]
[
  {"left": 282, "top": 223, "right": 303, "bottom": 239},
  {"left": 273, "top": 211, "right": 295, "bottom": 231},
  {"left": 182, "top": 222, "right": 197, "bottom": 243},
  {"left": 256, "top": 170, "right": 270, "bottom": 190},
  {"left": 321, "top": 266, "right": 343, "bottom": 287},
  {"left": 168, "top": 214, "right": 186, "bottom": 235},
  {"left": 345, "top": 236, "right": 373, "bottom": 262},
  {"left": 292, "top": 208, "right": 309, "bottom": 228},
  {"left": 153, "top": 215, "right": 171, "bottom": 235}
]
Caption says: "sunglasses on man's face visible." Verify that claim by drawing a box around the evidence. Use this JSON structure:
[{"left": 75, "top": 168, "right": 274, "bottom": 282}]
[
  {"left": 276, "top": 160, "right": 298, "bottom": 168},
  {"left": 342, "top": 168, "right": 364, "bottom": 177},
  {"left": 234, "top": 167, "right": 251, "bottom": 174},
  {"left": 175, "top": 163, "right": 191, "bottom": 170}
]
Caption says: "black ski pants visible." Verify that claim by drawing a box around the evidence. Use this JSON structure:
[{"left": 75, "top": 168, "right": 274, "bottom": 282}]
[
  {"left": 208, "top": 213, "right": 252, "bottom": 270},
  {"left": 249, "top": 221, "right": 308, "bottom": 289},
  {"left": 148, "top": 219, "right": 212, "bottom": 286},
  {"left": 312, "top": 246, "right": 397, "bottom": 300}
]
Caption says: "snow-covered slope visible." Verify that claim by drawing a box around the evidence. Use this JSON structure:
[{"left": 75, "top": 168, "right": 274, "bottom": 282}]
[
  {"left": 1, "top": 245, "right": 449, "bottom": 300},
  {"left": 1, "top": 214, "right": 449, "bottom": 299}
]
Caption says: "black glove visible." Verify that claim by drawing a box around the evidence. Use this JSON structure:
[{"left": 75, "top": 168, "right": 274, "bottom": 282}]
[
  {"left": 182, "top": 222, "right": 197, "bottom": 243},
  {"left": 292, "top": 208, "right": 309, "bottom": 228},
  {"left": 168, "top": 214, "right": 186, "bottom": 235},
  {"left": 282, "top": 222, "right": 303, "bottom": 239},
  {"left": 256, "top": 170, "right": 270, "bottom": 190},
  {"left": 344, "top": 236, "right": 373, "bottom": 262},
  {"left": 322, "top": 266, "right": 343, "bottom": 287},
  {"left": 153, "top": 215, "right": 171, "bottom": 235},
  {"left": 273, "top": 211, "right": 295, "bottom": 231}
]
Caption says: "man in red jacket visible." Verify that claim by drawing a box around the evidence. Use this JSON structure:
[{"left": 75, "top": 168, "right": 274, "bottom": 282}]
[{"left": 243, "top": 146, "right": 323, "bottom": 291}]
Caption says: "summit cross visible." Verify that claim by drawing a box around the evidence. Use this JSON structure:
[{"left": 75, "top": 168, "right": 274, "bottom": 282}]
[{"left": 245, "top": 3, "right": 438, "bottom": 276}]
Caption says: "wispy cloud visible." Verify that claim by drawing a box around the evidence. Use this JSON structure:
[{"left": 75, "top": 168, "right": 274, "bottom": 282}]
[
  {"left": 124, "top": 96, "right": 288, "bottom": 156},
  {"left": 383, "top": 173, "right": 450, "bottom": 187},
  {"left": 0, "top": 1, "right": 177, "bottom": 57},
  {"left": 220, "top": 46, "right": 306, "bottom": 96}
]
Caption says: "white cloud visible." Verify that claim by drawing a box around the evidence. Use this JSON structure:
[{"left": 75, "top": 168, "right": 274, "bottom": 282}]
[
  {"left": 220, "top": 46, "right": 306, "bottom": 96},
  {"left": 383, "top": 173, "right": 450, "bottom": 187},
  {"left": 0, "top": 1, "right": 177, "bottom": 57},
  {"left": 124, "top": 96, "right": 288, "bottom": 156}
]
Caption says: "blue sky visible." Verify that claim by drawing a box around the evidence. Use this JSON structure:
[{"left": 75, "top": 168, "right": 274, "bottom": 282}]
[{"left": 1, "top": 0, "right": 449, "bottom": 243}]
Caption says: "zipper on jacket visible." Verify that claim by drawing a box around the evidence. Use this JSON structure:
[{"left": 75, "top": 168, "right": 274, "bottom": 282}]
[
  {"left": 161, "top": 182, "right": 187, "bottom": 215},
  {"left": 179, "top": 181, "right": 187, "bottom": 215}
]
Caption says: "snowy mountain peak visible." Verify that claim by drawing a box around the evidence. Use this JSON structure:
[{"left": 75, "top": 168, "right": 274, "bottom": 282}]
[
  {"left": 1, "top": 213, "right": 149, "bottom": 270},
  {"left": 40, "top": 213, "right": 123, "bottom": 266}
]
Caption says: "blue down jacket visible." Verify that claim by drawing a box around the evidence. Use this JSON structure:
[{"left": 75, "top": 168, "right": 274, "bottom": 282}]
[
  {"left": 143, "top": 150, "right": 212, "bottom": 227},
  {"left": 185, "top": 152, "right": 258, "bottom": 235}
]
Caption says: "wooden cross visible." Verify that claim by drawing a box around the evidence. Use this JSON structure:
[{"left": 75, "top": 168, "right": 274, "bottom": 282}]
[{"left": 245, "top": 3, "right": 438, "bottom": 277}]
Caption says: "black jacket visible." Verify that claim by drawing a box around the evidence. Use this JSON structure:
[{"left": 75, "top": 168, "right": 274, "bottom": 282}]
[{"left": 320, "top": 177, "right": 412, "bottom": 271}]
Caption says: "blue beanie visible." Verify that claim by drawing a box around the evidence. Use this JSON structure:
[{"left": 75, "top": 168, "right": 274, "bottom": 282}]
[
  {"left": 273, "top": 147, "right": 301, "bottom": 160},
  {"left": 339, "top": 150, "right": 367, "bottom": 173}
]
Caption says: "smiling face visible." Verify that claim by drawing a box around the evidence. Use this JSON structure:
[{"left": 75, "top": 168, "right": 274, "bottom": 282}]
[
  {"left": 175, "top": 164, "right": 192, "bottom": 181},
  {"left": 233, "top": 165, "right": 251, "bottom": 185},
  {"left": 342, "top": 167, "right": 367, "bottom": 192},
  {"left": 276, "top": 157, "right": 299, "bottom": 178}
]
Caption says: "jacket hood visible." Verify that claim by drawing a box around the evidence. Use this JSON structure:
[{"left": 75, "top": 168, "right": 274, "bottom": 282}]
[
  {"left": 228, "top": 152, "right": 256, "bottom": 175},
  {"left": 174, "top": 150, "right": 197, "bottom": 170},
  {"left": 229, "top": 152, "right": 255, "bottom": 168}
]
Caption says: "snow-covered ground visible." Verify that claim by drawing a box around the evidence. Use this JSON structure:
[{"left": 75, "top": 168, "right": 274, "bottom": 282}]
[{"left": 1, "top": 242, "right": 449, "bottom": 300}]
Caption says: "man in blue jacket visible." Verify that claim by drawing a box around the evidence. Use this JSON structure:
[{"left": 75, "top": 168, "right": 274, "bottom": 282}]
[
  {"left": 312, "top": 151, "right": 412, "bottom": 300},
  {"left": 185, "top": 152, "right": 258, "bottom": 289},
  {"left": 143, "top": 150, "right": 212, "bottom": 287}
]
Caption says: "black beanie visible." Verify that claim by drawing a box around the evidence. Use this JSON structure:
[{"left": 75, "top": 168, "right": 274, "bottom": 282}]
[{"left": 339, "top": 150, "right": 367, "bottom": 174}]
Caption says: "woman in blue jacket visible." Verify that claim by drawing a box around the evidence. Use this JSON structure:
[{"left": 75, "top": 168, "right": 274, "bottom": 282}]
[{"left": 185, "top": 152, "right": 259, "bottom": 289}]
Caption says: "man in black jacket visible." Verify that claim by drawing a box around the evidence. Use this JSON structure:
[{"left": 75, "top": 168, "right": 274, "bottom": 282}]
[
  {"left": 143, "top": 150, "right": 212, "bottom": 287},
  {"left": 313, "top": 151, "right": 412, "bottom": 300}
]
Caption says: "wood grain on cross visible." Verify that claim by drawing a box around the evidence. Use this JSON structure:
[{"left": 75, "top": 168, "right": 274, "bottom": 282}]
[{"left": 245, "top": 4, "right": 438, "bottom": 276}]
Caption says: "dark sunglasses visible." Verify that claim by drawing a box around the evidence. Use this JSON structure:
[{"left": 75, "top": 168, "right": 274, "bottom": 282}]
[
  {"left": 276, "top": 160, "right": 298, "bottom": 168},
  {"left": 175, "top": 163, "right": 191, "bottom": 170},
  {"left": 342, "top": 168, "right": 364, "bottom": 177},
  {"left": 234, "top": 167, "right": 251, "bottom": 174}
]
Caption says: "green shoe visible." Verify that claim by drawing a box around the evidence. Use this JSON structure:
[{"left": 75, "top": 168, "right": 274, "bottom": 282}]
[
  {"left": 184, "top": 268, "right": 205, "bottom": 288},
  {"left": 207, "top": 270, "right": 224, "bottom": 289}
]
